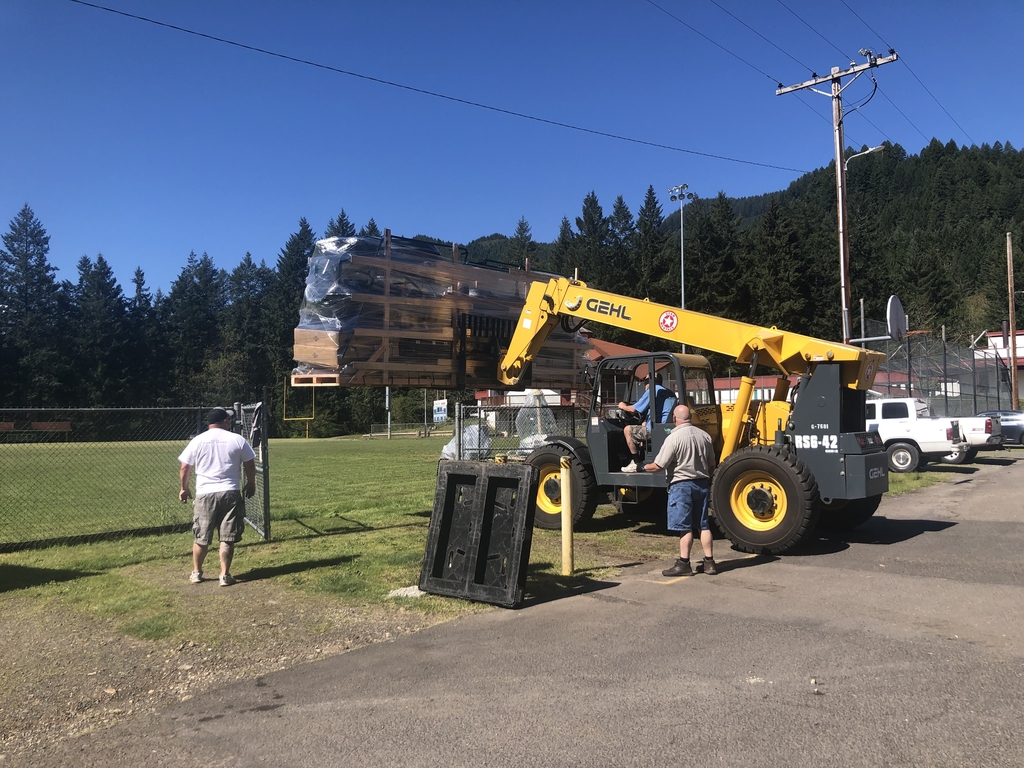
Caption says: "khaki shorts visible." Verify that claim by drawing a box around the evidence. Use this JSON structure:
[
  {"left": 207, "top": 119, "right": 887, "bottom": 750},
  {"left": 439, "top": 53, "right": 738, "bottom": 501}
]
[
  {"left": 193, "top": 491, "right": 245, "bottom": 546},
  {"left": 626, "top": 424, "right": 651, "bottom": 444}
]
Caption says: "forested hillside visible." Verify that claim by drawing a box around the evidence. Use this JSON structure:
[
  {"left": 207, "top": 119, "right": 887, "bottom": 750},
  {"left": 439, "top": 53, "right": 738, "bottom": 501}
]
[{"left": 1, "top": 139, "right": 1021, "bottom": 436}]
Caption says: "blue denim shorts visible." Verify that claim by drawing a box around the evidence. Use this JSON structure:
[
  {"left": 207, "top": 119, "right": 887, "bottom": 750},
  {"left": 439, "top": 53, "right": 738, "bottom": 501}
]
[{"left": 666, "top": 479, "right": 710, "bottom": 533}]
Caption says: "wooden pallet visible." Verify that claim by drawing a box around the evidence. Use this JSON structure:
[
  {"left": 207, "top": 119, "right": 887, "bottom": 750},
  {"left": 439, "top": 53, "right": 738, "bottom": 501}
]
[{"left": 290, "top": 372, "right": 341, "bottom": 387}]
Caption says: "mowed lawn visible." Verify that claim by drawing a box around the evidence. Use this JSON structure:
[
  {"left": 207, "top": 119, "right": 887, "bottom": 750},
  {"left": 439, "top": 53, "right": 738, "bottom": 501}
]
[{"left": 0, "top": 435, "right": 945, "bottom": 639}]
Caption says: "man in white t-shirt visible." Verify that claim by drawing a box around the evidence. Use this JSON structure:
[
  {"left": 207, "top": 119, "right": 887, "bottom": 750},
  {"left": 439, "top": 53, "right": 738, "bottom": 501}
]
[{"left": 178, "top": 408, "right": 257, "bottom": 587}]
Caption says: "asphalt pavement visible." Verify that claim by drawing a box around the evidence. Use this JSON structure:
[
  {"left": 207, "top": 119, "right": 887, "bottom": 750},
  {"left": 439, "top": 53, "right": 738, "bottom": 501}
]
[{"left": 30, "top": 452, "right": 1024, "bottom": 767}]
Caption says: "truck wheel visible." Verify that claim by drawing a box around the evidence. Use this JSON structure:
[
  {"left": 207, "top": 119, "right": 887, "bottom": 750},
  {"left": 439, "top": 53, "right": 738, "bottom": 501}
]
[
  {"left": 941, "top": 448, "right": 978, "bottom": 465},
  {"left": 711, "top": 445, "right": 819, "bottom": 554},
  {"left": 526, "top": 445, "right": 599, "bottom": 530},
  {"left": 818, "top": 495, "right": 883, "bottom": 530},
  {"left": 886, "top": 442, "right": 921, "bottom": 472}
]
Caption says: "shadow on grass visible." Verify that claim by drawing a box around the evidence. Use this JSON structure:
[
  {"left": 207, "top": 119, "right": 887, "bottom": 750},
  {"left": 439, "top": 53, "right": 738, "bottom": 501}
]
[
  {"left": 0, "top": 563, "right": 97, "bottom": 592},
  {"left": 0, "top": 523, "right": 192, "bottom": 554},
  {"left": 791, "top": 516, "right": 957, "bottom": 557},
  {"left": 282, "top": 516, "right": 428, "bottom": 540},
  {"left": 241, "top": 554, "right": 357, "bottom": 581}
]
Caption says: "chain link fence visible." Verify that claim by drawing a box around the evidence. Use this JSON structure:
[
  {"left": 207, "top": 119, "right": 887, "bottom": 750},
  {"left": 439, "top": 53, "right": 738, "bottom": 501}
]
[
  {"left": 863, "top": 319, "right": 1014, "bottom": 417},
  {"left": 0, "top": 405, "right": 269, "bottom": 550},
  {"left": 448, "top": 404, "right": 588, "bottom": 460}
]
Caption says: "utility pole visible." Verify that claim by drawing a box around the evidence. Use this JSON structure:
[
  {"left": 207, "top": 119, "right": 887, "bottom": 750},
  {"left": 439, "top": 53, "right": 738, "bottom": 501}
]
[
  {"left": 1008, "top": 233, "right": 1019, "bottom": 407},
  {"left": 778, "top": 49, "right": 898, "bottom": 344}
]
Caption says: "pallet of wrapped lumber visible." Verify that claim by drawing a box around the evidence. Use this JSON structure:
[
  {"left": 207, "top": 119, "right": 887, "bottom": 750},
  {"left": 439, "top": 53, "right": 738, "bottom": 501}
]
[{"left": 292, "top": 231, "right": 590, "bottom": 390}]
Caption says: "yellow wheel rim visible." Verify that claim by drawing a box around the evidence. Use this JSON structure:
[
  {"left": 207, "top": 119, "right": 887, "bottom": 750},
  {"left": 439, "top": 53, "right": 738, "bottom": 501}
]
[
  {"left": 729, "top": 469, "right": 787, "bottom": 531},
  {"left": 536, "top": 465, "right": 563, "bottom": 515}
]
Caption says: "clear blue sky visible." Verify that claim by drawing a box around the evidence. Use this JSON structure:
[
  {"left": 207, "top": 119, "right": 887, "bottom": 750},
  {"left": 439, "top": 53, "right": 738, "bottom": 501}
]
[{"left": 2, "top": 0, "right": 1019, "bottom": 294}]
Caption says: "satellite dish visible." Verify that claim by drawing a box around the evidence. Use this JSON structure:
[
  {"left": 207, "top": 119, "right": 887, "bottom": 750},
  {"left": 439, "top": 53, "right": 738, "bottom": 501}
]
[{"left": 887, "top": 295, "right": 907, "bottom": 341}]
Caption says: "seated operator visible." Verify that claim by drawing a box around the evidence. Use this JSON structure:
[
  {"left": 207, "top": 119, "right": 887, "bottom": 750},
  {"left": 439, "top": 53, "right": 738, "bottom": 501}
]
[{"left": 619, "top": 373, "right": 676, "bottom": 472}]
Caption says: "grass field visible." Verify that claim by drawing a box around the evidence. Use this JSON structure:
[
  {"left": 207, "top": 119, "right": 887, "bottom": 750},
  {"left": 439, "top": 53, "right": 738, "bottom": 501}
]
[{"left": 0, "top": 435, "right": 948, "bottom": 642}]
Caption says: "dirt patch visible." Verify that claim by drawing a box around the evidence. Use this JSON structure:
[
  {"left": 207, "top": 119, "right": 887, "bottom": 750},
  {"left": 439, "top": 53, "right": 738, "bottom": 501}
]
[{"left": 0, "top": 564, "right": 449, "bottom": 761}]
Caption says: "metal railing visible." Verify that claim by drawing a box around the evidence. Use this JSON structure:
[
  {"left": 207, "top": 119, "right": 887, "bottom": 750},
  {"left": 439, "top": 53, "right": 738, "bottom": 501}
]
[{"left": 0, "top": 406, "right": 269, "bottom": 550}]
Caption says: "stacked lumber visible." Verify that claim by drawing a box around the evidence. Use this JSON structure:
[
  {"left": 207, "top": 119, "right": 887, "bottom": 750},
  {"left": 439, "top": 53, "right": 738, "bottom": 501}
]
[{"left": 292, "top": 232, "right": 589, "bottom": 390}]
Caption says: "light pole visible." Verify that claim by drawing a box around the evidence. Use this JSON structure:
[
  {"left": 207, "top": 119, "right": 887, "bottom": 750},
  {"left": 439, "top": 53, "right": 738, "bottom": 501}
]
[
  {"left": 669, "top": 184, "right": 695, "bottom": 352},
  {"left": 838, "top": 145, "right": 884, "bottom": 344}
]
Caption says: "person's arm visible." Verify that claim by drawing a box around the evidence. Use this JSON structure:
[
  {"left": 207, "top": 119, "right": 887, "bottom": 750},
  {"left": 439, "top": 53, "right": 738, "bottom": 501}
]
[
  {"left": 243, "top": 459, "right": 257, "bottom": 498},
  {"left": 644, "top": 461, "right": 664, "bottom": 472},
  {"left": 179, "top": 463, "right": 192, "bottom": 503}
]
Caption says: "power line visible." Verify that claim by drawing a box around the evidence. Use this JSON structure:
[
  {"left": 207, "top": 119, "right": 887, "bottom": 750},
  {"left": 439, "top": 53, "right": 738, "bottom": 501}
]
[
  {"left": 642, "top": 0, "right": 781, "bottom": 84},
  {"left": 876, "top": 84, "right": 929, "bottom": 143},
  {"left": 66, "top": 0, "right": 809, "bottom": 174},
  {"left": 702, "top": 0, "right": 814, "bottom": 75},
  {"left": 837, "top": 0, "right": 975, "bottom": 145},
  {"left": 774, "top": 0, "right": 852, "bottom": 62}
]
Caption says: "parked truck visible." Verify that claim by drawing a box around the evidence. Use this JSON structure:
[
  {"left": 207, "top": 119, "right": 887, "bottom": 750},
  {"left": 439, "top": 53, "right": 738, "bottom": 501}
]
[
  {"left": 865, "top": 397, "right": 963, "bottom": 472},
  {"left": 498, "top": 276, "right": 890, "bottom": 554},
  {"left": 866, "top": 397, "right": 1003, "bottom": 469}
]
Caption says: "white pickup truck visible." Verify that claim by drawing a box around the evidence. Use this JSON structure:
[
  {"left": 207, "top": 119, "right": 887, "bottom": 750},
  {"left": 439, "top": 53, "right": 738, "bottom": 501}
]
[
  {"left": 865, "top": 397, "right": 963, "bottom": 472},
  {"left": 940, "top": 412, "right": 1003, "bottom": 464}
]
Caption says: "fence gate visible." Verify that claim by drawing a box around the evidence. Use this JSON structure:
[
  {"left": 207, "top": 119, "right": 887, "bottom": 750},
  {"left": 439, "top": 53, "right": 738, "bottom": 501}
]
[{"left": 235, "top": 397, "right": 270, "bottom": 541}]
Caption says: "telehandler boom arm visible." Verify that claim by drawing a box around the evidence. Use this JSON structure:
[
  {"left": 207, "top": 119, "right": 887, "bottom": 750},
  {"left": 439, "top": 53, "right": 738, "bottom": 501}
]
[{"left": 499, "top": 277, "right": 883, "bottom": 390}]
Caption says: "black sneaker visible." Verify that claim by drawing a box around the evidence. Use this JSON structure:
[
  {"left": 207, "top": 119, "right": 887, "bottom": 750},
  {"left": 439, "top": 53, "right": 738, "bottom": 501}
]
[
  {"left": 662, "top": 558, "right": 693, "bottom": 577},
  {"left": 702, "top": 557, "right": 717, "bottom": 576}
]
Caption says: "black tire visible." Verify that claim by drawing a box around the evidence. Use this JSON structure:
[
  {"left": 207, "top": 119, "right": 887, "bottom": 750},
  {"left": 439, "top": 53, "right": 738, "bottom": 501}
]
[
  {"left": 818, "top": 494, "right": 883, "bottom": 531},
  {"left": 710, "top": 445, "right": 820, "bottom": 554},
  {"left": 939, "top": 447, "right": 973, "bottom": 465},
  {"left": 526, "top": 444, "right": 599, "bottom": 530},
  {"left": 886, "top": 442, "right": 921, "bottom": 473}
]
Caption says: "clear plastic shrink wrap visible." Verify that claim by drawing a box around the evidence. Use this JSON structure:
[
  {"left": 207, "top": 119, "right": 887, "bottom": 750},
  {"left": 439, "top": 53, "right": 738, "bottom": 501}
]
[{"left": 293, "top": 234, "right": 590, "bottom": 390}]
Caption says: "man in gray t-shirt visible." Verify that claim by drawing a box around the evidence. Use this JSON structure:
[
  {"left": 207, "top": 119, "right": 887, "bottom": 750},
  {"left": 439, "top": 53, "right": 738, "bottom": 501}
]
[{"left": 644, "top": 404, "right": 718, "bottom": 577}]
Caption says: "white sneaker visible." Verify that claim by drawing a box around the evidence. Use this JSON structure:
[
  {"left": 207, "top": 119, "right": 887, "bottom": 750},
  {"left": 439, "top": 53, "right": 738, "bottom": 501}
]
[
  {"left": 219, "top": 574, "right": 236, "bottom": 587},
  {"left": 189, "top": 571, "right": 203, "bottom": 583},
  {"left": 621, "top": 460, "right": 638, "bottom": 473}
]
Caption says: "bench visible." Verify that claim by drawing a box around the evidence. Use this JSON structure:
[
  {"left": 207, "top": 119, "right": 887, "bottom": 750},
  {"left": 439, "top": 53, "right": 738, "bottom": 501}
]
[
  {"left": 31, "top": 421, "right": 72, "bottom": 440},
  {"left": 0, "top": 421, "right": 72, "bottom": 441}
]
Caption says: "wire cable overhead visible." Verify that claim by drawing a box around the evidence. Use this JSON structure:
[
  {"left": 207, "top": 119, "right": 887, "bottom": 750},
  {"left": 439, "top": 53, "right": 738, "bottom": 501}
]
[{"left": 67, "top": 0, "right": 809, "bottom": 174}]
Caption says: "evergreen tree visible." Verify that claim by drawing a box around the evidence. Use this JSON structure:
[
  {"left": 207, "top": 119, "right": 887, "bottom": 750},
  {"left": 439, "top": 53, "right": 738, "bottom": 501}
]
[
  {"left": 71, "top": 254, "right": 131, "bottom": 406},
  {"left": 269, "top": 218, "right": 318, "bottom": 430},
  {"left": 213, "top": 253, "right": 276, "bottom": 402},
  {"left": 546, "top": 217, "right": 575, "bottom": 276},
  {"left": 163, "top": 252, "right": 228, "bottom": 403},
  {"left": 572, "top": 192, "right": 611, "bottom": 288},
  {"left": 686, "top": 193, "right": 743, "bottom": 322},
  {"left": 0, "top": 205, "right": 65, "bottom": 405},
  {"left": 126, "top": 267, "right": 167, "bottom": 404},
  {"left": 507, "top": 217, "right": 536, "bottom": 268},
  {"left": 325, "top": 208, "right": 356, "bottom": 239},
  {"left": 607, "top": 195, "right": 635, "bottom": 293},
  {"left": 358, "top": 218, "right": 382, "bottom": 237},
  {"left": 633, "top": 185, "right": 668, "bottom": 303},
  {"left": 744, "top": 199, "right": 809, "bottom": 332}
]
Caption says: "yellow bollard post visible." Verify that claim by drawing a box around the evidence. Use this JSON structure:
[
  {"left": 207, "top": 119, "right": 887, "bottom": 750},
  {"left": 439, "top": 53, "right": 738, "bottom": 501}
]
[{"left": 560, "top": 456, "right": 574, "bottom": 576}]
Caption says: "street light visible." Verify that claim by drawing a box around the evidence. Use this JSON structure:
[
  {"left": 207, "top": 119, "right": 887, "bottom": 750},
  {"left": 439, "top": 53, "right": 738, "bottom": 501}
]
[
  {"left": 838, "top": 145, "right": 884, "bottom": 344},
  {"left": 844, "top": 144, "right": 884, "bottom": 171},
  {"left": 669, "top": 184, "right": 695, "bottom": 353}
]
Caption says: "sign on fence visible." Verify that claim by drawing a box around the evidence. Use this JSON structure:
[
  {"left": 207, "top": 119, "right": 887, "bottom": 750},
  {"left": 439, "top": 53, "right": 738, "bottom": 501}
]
[{"left": 433, "top": 398, "right": 448, "bottom": 423}]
